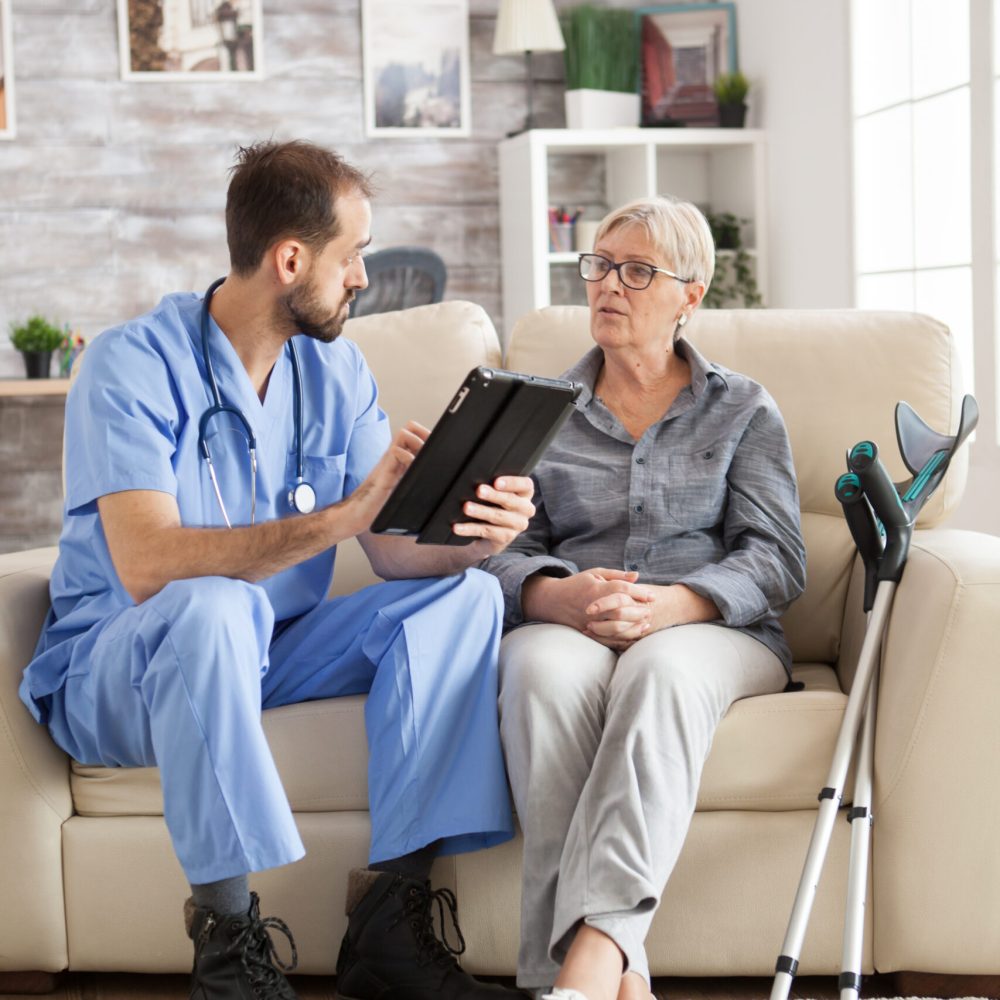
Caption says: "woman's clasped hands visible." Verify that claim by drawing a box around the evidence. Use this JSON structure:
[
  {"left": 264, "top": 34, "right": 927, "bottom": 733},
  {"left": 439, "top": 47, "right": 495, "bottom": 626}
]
[{"left": 522, "top": 567, "right": 655, "bottom": 651}]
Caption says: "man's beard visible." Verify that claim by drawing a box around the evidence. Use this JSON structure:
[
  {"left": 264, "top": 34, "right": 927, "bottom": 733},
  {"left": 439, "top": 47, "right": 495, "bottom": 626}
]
[{"left": 281, "top": 279, "right": 354, "bottom": 343}]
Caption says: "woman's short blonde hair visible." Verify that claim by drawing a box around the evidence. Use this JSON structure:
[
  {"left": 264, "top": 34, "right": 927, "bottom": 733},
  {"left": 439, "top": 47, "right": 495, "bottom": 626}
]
[{"left": 594, "top": 195, "right": 715, "bottom": 290}]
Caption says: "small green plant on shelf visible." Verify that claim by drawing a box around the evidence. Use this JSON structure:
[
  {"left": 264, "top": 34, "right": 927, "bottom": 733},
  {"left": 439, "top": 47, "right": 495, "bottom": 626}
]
[
  {"left": 9, "top": 314, "right": 65, "bottom": 353},
  {"left": 561, "top": 4, "right": 637, "bottom": 93},
  {"left": 712, "top": 71, "right": 750, "bottom": 107},
  {"left": 703, "top": 211, "right": 763, "bottom": 309}
]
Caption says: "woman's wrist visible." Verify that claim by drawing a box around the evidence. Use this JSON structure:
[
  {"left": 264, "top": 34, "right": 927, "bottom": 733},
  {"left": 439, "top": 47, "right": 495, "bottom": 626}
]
[
  {"left": 520, "top": 572, "right": 561, "bottom": 622},
  {"left": 649, "top": 584, "right": 720, "bottom": 631}
]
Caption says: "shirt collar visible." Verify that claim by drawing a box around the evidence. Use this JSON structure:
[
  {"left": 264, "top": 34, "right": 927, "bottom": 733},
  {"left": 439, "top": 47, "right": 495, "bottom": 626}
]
[
  {"left": 676, "top": 336, "right": 730, "bottom": 396},
  {"left": 562, "top": 336, "right": 730, "bottom": 407}
]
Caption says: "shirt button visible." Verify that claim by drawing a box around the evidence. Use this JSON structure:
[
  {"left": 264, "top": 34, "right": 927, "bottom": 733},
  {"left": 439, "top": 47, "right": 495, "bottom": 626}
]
[
  {"left": 628, "top": 563, "right": 639, "bottom": 571},
  {"left": 704, "top": 449, "right": 714, "bottom": 459},
  {"left": 634, "top": 504, "right": 644, "bottom": 513},
  {"left": 635, "top": 457, "right": 646, "bottom": 464}
]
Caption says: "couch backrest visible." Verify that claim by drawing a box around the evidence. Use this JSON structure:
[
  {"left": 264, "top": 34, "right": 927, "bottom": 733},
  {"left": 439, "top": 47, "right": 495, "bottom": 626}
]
[
  {"left": 344, "top": 299, "right": 503, "bottom": 430},
  {"left": 505, "top": 306, "right": 968, "bottom": 665}
]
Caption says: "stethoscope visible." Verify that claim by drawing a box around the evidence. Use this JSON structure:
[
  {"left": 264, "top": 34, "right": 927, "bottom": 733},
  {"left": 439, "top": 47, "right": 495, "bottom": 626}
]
[{"left": 198, "top": 277, "right": 316, "bottom": 527}]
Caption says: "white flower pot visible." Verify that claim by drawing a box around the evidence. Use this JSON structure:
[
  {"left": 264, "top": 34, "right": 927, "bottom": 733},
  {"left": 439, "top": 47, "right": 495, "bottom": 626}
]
[{"left": 564, "top": 89, "right": 641, "bottom": 130}]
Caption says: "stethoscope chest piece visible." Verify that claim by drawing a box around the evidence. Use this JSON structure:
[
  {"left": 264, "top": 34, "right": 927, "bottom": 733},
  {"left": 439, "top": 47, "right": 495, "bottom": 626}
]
[{"left": 289, "top": 479, "right": 317, "bottom": 514}]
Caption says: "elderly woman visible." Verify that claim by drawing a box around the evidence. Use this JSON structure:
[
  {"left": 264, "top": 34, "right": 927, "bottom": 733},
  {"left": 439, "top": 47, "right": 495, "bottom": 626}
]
[{"left": 484, "top": 196, "right": 806, "bottom": 1000}]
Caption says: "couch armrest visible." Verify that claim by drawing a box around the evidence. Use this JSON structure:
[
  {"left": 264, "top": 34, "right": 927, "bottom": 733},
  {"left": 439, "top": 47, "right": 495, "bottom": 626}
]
[
  {"left": 0, "top": 546, "right": 72, "bottom": 972},
  {"left": 872, "top": 528, "right": 1000, "bottom": 974}
]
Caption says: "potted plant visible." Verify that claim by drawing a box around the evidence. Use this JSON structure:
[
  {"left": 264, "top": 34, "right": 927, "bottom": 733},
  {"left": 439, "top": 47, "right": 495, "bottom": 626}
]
[
  {"left": 703, "top": 211, "right": 762, "bottom": 309},
  {"left": 9, "top": 315, "right": 66, "bottom": 379},
  {"left": 713, "top": 71, "right": 750, "bottom": 128},
  {"left": 562, "top": 5, "right": 639, "bottom": 129}
]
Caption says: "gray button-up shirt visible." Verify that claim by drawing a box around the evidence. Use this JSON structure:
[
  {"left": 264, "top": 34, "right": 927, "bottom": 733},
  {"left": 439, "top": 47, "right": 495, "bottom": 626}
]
[{"left": 483, "top": 338, "right": 807, "bottom": 672}]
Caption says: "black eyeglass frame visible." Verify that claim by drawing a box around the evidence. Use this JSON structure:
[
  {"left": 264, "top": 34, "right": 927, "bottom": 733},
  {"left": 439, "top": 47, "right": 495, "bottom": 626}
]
[{"left": 577, "top": 252, "right": 695, "bottom": 290}]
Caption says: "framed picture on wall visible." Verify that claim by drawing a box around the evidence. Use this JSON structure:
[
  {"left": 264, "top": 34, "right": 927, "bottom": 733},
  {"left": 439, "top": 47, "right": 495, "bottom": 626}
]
[
  {"left": 116, "top": 0, "right": 263, "bottom": 81},
  {"left": 637, "top": 3, "right": 738, "bottom": 127},
  {"left": 362, "top": 0, "right": 471, "bottom": 138},
  {"left": 0, "top": 0, "right": 15, "bottom": 140}
]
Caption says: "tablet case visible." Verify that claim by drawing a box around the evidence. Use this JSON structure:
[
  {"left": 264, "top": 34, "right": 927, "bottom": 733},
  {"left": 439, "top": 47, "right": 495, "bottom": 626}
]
[{"left": 371, "top": 367, "right": 582, "bottom": 545}]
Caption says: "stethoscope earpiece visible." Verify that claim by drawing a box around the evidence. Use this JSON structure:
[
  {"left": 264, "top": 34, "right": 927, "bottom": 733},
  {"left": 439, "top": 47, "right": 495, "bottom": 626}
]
[{"left": 198, "top": 278, "right": 315, "bottom": 527}]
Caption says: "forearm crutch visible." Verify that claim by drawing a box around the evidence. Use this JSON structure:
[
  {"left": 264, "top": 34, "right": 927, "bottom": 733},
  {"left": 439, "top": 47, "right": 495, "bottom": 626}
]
[{"left": 770, "top": 394, "right": 978, "bottom": 1000}]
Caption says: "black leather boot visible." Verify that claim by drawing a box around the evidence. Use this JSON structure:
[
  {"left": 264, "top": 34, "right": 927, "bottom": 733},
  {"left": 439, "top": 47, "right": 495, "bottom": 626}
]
[
  {"left": 186, "top": 892, "right": 299, "bottom": 999},
  {"left": 335, "top": 869, "right": 527, "bottom": 1000}
]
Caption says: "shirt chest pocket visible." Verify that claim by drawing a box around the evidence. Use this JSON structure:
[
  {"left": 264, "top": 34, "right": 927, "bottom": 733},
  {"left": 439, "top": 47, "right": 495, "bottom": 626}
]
[
  {"left": 292, "top": 452, "right": 348, "bottom": 509},
  {"left": 665, "top": 442, "right": 730, "bottom": 530}
]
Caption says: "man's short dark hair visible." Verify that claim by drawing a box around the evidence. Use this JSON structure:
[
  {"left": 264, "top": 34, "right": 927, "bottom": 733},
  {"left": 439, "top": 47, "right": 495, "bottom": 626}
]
[{"left": 226, "top": 140, "right": 374, "bottom": 276}]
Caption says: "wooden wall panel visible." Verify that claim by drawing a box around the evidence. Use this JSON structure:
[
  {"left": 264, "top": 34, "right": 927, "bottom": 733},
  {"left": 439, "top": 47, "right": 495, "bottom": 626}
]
[{"left": 0, "top": 397, "right": 65, "bottom": 552}]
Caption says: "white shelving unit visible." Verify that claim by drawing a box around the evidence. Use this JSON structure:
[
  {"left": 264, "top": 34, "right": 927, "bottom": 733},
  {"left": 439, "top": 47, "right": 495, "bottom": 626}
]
[{"left": 498, "top": 128, "right": 768, "bottom": 342}]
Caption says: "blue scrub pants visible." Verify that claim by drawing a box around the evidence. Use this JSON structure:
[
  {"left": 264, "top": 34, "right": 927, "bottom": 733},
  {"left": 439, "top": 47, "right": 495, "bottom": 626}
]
[{"left": 45, "top": 569, "right": 513, "bottom": 885}]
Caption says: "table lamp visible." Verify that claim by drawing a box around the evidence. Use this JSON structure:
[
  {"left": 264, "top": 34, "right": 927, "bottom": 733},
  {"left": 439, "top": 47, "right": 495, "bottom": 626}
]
[{"left": 492, "top": 0, "right": 565, "bottom": 135}]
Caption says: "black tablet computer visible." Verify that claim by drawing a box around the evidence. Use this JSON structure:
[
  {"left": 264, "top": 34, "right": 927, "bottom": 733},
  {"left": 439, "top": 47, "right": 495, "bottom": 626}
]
[{"left": 371, "top": 367, "right": 582, "bottom": 545}]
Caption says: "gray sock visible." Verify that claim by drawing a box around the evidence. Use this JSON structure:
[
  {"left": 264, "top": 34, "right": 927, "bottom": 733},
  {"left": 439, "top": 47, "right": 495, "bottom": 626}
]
[
  {"left": 370, "top": 840, "right": 441, "bottom": 882},
  {"left": 191, "top": 874, "right": 251, "bottom": 916}
]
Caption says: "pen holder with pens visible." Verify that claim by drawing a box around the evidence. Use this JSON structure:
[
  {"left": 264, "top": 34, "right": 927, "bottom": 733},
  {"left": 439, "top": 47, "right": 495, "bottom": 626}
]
[
  {"left": 548, "top": 206, "right": 582, "bottom": 254},
  {"left": 549, "top": 222, "right": 575, "bottom": 253}
]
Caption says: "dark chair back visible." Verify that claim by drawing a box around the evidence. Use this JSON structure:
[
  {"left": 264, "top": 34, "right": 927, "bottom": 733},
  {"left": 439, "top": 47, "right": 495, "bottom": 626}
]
[{"left": 349, "top": 247, "right": 447, "bottom": 318}]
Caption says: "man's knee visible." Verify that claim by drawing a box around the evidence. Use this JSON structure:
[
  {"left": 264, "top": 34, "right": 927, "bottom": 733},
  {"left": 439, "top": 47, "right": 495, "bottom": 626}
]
[
  {"left": 157, "top": 577, "right": 272, "bottom": 630},
  {"left": 454, "top": 567, "right": 503, "bottom": 615},
  {"left": 150, "top": 577, "right": 274, "bottom": 673}
]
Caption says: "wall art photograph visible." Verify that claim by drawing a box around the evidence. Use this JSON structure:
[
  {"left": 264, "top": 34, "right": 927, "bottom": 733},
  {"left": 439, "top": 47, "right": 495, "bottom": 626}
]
[
  {"left": 0, "top": 0, "right": 15, "bottom": 139},
  {"left": 362, "top": 0, "right": 471, "bottom": 138},
  {"left": 639, "top": 2, "right": 737, "bottom": 127},
  {"left": 117, "top": 0, "right": 263, "bottom": 80}
]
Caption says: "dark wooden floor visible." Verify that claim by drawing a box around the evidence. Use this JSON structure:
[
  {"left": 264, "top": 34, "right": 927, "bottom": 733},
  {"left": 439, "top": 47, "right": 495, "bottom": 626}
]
[{"left": 0, "top": 971, "right": 913, "bottom": 999}]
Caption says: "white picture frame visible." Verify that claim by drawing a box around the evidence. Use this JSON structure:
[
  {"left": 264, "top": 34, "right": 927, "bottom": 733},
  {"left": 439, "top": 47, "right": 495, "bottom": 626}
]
[
  {"left": 0, "top": 0, "right": 15, "bottom": 140},
  {"left": 362, "top": 0, "right": 471, "bottom": 138},
  {"left": 117, "top": 0, "right": 263, "bottom": 82}
]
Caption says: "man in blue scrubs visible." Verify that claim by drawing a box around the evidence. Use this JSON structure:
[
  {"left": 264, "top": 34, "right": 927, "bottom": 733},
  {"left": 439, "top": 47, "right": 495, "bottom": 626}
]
[{"left": 20, "top": 141, "right": 535, "bottom": 1000}]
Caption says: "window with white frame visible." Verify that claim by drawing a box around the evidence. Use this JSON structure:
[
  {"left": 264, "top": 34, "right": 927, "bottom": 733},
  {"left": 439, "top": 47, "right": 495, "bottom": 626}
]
[{"left": 851, "top": 0, "right": 975, "bottom": 389}]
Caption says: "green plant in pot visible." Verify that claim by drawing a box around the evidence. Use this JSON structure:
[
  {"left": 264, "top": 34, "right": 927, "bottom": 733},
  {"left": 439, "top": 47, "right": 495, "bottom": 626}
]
[
  {"left": 703, "top": 211, "right": 762, "bottom": 309},
  {"left": 562, "top": 5, "right": 639, "bottom": 129},
  {"left": 9, "top": 315, "right": 65, "bottom": 379},
  {"left": 713, "top": 71, "right": 750, "bottom": 128}
]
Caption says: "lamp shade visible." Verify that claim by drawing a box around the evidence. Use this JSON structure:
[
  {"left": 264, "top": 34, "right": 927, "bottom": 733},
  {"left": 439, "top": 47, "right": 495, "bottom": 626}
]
[{"left": 492, "top": 0, "right": 565, "bottom": 55}]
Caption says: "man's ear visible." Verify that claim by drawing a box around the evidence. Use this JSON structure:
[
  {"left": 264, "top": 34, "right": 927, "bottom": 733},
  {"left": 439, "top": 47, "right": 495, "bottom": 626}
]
[{"left": 272, "top": 239, "right": 308, "bottom": 287}]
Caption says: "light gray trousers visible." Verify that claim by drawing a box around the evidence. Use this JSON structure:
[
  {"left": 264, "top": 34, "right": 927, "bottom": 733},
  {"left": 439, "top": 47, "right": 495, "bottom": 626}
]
[{"left": 498, "top": 622, "right": 787, "bottom": 988}]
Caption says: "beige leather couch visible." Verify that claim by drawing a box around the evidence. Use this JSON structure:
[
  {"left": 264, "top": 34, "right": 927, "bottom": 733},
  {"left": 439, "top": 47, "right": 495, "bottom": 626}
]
[{"left": 2, "top": 301, "right": 999, "bottom": 984}]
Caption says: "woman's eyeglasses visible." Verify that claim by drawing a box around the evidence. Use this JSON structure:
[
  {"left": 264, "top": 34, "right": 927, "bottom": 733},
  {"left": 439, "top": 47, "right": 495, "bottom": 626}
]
[{"left": 577, "top": 253, "right": 693, "bottom": 291}]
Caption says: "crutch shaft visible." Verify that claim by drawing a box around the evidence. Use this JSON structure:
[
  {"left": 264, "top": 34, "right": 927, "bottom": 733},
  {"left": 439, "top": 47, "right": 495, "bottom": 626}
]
[
  {"left": 770, "top": 584, "right": 894, "bottom": 1000},
  {"left": 840, "top": 672, "right": 878, "bottom": 1000}
]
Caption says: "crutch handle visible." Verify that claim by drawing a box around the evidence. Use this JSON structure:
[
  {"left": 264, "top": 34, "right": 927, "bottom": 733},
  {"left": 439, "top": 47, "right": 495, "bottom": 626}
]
[
  {"left": 848, "top": 442, "right": 909, "bottom": 529},
  {"left": 835, "top": 473, "right": 883, "bottom": 567},
  {"left": 835, "top": 473, "right": 884, "bottom": 610}
]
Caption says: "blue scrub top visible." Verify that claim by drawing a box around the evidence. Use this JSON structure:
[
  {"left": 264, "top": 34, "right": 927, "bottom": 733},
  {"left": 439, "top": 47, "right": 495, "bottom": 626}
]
[{"left": 20, "top": 290, "right": 391, "bottom": 722}]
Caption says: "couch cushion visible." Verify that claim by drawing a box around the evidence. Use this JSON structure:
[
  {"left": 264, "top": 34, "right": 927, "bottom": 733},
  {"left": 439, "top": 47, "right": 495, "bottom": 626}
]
[{"left": 70, "top": 663, "right": 846, "bottom": 816}]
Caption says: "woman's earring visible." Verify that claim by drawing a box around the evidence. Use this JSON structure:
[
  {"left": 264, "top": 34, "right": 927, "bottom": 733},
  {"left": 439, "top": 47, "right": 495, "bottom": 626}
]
[{"left": 677, "top": 313, "right": 688, "bottom": 328}]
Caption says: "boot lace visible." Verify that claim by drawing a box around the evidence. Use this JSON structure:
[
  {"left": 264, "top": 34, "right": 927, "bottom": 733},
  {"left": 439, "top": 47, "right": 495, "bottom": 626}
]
[
  {"left": 231, "top": 894, "right": 299, "bottom": 999},
  {"left": 393, "top": 882, "right": 468, "bottom": 969}
]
